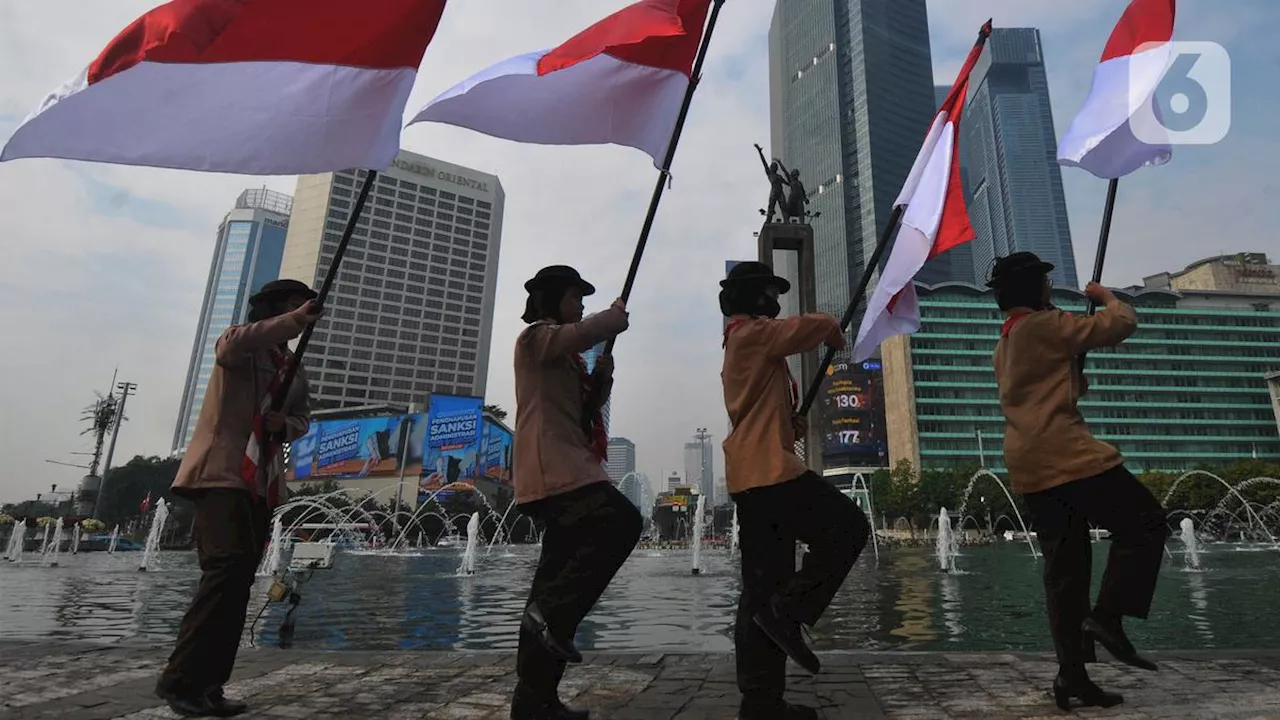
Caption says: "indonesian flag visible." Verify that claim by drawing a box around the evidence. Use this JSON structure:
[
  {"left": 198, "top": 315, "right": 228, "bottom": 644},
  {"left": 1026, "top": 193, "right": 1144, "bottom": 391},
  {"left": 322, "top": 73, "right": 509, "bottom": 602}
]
[
  {"left": 140, "top": 491, "right": 152, "bottom": 514},
  {"left": 850, "top": 23, "right": 991, "bottom": 363},
  {"left": 0, "top": 0, "right": 448, "bottom": 175},
  {"left": 1057, "top": 0, "right": 1176, "bottom": 178},
  {"left": 409, "top": 0, "right": 712, "bottom": 167}
]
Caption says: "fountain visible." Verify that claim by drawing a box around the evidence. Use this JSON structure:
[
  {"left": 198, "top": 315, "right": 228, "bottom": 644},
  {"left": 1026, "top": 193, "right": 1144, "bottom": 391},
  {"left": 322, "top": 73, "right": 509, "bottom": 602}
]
[
  {"left": 139, "top": 499, "right": 169, "bottom": 572},
  {"left": 1161, "top": 471, "right": 1277, "bottom": 545},
  {"left": 1180, "top": 518, "right": 1203, "bottom": 571},
  {"left": 107, "top": 525, "right": 120, "bottom": 554},
  {"left": 458, "top": 511, "right": 480, "bottom": 576},
  {"left": 936, "top": 507, "right": 958, "bottom": 573},
  {"left": 38, "top": 522, "right": 52, "bottom": 555},
  {"left": 729, "top": 504, "right": 739, "bottom": 555},
  {"left": 43, "top": 520, "right": 65, "bottom": 568},
  {"left": 258, "top": 517, "right": 285, "bottom": 577},
  {"left": 691, "top": 493, "right": 707, "bottom": 575},
  {"left": 955, "top": 470, "right": 1039, "bottom": 557},
  {"left": 5, "top": 523, "right": 25, "bottom": 562},
  {"left": 71, "top": 524, "right": 81, "bottom": 555}
]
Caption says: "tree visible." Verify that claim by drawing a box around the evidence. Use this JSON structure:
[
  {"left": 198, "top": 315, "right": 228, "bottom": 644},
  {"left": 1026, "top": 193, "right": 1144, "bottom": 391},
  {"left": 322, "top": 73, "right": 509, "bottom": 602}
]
[
  {"left": 482, "top": 404, "right": 508, "bottom": 421},
  {"left": 98, "top": 455, "right": 193, "bottom": 536}
]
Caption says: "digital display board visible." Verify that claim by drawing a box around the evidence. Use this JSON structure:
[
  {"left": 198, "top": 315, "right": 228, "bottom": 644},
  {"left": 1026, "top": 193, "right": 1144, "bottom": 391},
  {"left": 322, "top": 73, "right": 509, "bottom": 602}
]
[{"left": 819, "top": 360, "right": 888, "bottom": 467}]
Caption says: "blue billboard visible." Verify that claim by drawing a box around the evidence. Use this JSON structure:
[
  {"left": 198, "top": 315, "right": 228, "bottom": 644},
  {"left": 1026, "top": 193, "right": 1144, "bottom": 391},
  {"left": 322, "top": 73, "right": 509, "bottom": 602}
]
[
  {"left": 481, "top": 420, "right": 514, "bottom": 487},
  {"left": 286, "top": 414, "right": 426, "bottom": 481},
  {"left": 418, "top": 394, "right": 484, "bottom": 500}
]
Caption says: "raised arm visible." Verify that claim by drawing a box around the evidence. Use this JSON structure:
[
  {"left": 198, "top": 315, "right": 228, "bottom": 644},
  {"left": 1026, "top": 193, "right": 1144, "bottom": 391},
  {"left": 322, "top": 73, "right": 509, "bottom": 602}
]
[
  {"left": 215, "top": 312, "right": 308, "bottom": 366},
  {"left": 522, "top": 302, "right": 630, "bottom": 363},
  {"left": 1053, "top": 284, "right": 1137, "bottom": 354},
  {"left": 754, "top": 143, "right": 769, "bottom": 172},
  {"left": 761, "top": 314, "right": 844, "bottom": 359}
]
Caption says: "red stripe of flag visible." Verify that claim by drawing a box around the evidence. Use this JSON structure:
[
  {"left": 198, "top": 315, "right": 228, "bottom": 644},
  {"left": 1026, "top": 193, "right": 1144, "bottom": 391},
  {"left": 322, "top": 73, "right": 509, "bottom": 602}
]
[
  {"left": 1099, "top": 0, "right": 1176, "bottom": 62},
  {"left": 538, "top": 0, "right": 709, "bottom": 77}
]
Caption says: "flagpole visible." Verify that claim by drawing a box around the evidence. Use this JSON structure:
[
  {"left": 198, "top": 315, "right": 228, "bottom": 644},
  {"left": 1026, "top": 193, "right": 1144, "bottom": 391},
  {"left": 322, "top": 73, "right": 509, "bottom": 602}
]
[
  {"left": 604, "top": 0, "right": 726, "bottom": 355},
  {"left": 271, "top": 169, "right": 379, "bottom": 411},
  {"left": 795, "top": 206, "right": 904, "bottom": 417},
  {"left": 1077, "top": 177, "right": 1120, "bottom": 371}
]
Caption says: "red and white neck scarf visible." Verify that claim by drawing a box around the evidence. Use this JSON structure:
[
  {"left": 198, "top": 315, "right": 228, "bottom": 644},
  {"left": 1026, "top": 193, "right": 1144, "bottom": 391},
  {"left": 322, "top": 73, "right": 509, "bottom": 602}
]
[
  {"left": 724, "top": 318, "right": 799, "bottom": 411},
  {"left": 242, "top": 347, "right": 291, "bottom": 507}
]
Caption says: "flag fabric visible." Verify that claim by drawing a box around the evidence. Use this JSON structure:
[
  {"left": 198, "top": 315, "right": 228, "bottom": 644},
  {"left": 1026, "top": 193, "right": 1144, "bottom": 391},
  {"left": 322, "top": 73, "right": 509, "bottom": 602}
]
[
  {"left": 1056, "top": 0, "right": 1176, "bottom": 178},
  {"left": 139, "top": 491, "right": 152, "bottom": 514},
  {"left": 242, "top": 348, "right": 291, "bottom": 508},
  {"left": 850, "top": 23, "right": 991, "bottom": 363},
  {"left": 409, "top": 0, "right": 712, "bottom": 167},
  {"left": 1, "top": 0, "right": 449, "bottom": 175}
]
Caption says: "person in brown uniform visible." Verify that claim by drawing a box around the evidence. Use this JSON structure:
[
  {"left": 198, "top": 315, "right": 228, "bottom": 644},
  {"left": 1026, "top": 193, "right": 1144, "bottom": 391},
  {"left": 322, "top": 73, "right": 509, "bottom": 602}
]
[
  {"left": 988, "top": 252, "right": 1168, "bottom": 711},
  {"left": 156, "top": 279, "right": 320, "bottom": 717},
  {"left": 510, "top": 265, "right": 641, "bottom": 720},
  {"left": 719, "top": 261, "right": 870, "bottom": 720}
]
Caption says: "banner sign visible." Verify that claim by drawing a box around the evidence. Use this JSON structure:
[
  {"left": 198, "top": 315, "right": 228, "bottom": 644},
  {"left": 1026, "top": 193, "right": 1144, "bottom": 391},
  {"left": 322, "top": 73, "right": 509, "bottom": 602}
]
[
  {"left": 819, "top": 360, "right": 888, "bottom": 467},
  {"left": 287, "top": 414, "right": 426, "bottom": 481},
  {"left": 419, "top": 394, "right": 484, "bottom": 500}
]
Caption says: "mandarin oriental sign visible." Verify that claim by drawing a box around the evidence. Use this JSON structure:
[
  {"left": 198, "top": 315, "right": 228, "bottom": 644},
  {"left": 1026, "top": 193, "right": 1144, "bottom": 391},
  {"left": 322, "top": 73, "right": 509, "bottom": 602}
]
[{"left": 392, "top": 158, "right": 491, "bottom": 195}]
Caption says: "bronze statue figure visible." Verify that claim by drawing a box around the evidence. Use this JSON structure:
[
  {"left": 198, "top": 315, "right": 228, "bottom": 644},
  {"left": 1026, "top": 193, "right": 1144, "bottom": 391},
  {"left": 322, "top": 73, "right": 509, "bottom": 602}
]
[
  {"left": 778, "top": 161, "right": 810, "bottom": 222},
  {"left": 755, "top": 143, "right": 791, "bottom": 223}
]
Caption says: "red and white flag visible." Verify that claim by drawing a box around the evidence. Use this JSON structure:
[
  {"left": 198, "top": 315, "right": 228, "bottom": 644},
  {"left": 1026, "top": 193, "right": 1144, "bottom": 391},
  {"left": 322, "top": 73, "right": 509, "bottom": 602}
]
[
  {"left": 1, "top": 0, "right": 448, "bottom": 175},
  {"left": 850, "top": 23, "right": 990, "bottom": 363},
  {"left": 409, "top": 0, "right": 712, "bottom": 167},
  {"left": 139, "top": 491, "right": 152, "bottom": 514},
  {"left": 1057, "top": 0, "right": 1176, "bottom": 178}
]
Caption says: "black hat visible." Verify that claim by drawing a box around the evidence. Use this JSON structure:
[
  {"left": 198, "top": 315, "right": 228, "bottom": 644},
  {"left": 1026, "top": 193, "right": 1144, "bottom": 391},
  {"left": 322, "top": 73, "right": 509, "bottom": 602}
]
[
  {"left": 249, "top": 279, "right": 317, "bottom": 305},
  {"left": 986, "top": 252, "right": 1054, "bottom": 288},
  {"left": 719, "top": 261, "right": 791, "bottom": 294},
  {"left": 524, "top": 265, "right": 596, "bottom": 296}
]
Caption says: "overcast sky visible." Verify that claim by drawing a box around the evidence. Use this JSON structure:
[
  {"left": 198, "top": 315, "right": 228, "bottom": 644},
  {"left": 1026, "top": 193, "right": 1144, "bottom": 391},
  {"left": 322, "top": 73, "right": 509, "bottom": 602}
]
[{"left": 1, "top": 0, "right": 1276, "bottom": 504}]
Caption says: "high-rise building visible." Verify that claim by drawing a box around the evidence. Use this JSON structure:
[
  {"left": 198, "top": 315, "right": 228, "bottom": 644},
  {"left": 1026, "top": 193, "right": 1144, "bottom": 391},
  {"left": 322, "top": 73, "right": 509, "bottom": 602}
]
[
  {"left": 917, "top": 85, "right": 977, "bottom": 287},
  {"left": 606, "top": 437, "right": 636, "bottom": 484},
  {"left": 963, "top": 28, "right": 1077, "bottom": 288},
  {"left": 279, "top": 151, "right": 504, "bottom": 410},
  {"left": 683, "top": 429, "right": 715, "bottom": 503},
  {"left": 882, "top": 253, "right": 1280, "bottom": 472},
  {"left": 583, "top": 341, "right": 611, "bottom": 435},
  {"left": 768, "top": 0, "right": 935, "bottom": 319},
  {"left": 172, "top": 188, "right": 292, "bottom": 453}
]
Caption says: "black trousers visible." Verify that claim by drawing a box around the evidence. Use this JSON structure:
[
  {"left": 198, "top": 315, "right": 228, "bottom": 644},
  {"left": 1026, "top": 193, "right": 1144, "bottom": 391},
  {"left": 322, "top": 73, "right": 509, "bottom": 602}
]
[
  {"left": 158, "top": 489, "right": 269, "bottom": 696},
  {"left": 1024, "top": 464, "right": 1168, "bottom": 673},
  {"left": 732, "top": 472, "right": 870, "bottom": 704},
  {"left": 516, "top": 482, "right": 642, "bottom": 700}
]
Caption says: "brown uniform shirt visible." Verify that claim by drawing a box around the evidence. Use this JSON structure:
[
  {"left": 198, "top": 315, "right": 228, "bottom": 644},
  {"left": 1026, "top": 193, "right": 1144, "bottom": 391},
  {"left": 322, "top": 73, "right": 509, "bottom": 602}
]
[
  {"left": 722, "top": 313, "right": 841, "bottom": 494},
  {"left": 172, "top": 313, "right": 311, "bottom": 499},
  {"left": 993, "top": 299, "right": 1137, "bottom": 494},
  {"left": 513, "top": 307, "right": 629, "bottom": 505}
]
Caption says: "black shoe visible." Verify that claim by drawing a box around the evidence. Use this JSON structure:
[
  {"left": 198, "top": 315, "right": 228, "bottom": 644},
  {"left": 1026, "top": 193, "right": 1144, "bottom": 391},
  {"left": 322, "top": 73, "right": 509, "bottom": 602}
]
[
  {"left": 739, "top": 700, "right": 818, "bottom": 720},
  {"left": 1081, "top": 616, "right": 1158, "bottom": 671},
  {"left": 752, "top": 600, "right": 820, "bottom": 675},
  {"left": 522, "top": 602, "right": 582, "bottom": 664},
  {"left": 206, "top": 687, "right": 249, "bottom": 717},
  {"left": 155, "top": 689, "right": 219, "bottom": 718},
  {"left": 511, "top": 684, "right": 590, "bottom": 720},
  {"left": 1052, "top": 673, "right": 1123, "bottom": 711}
]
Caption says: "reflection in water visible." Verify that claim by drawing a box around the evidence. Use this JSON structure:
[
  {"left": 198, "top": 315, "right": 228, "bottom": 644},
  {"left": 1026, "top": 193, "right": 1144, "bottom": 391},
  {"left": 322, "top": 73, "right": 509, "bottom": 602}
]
[{"left": 2, "top": 543, "right": 1278, "bottom": 652}]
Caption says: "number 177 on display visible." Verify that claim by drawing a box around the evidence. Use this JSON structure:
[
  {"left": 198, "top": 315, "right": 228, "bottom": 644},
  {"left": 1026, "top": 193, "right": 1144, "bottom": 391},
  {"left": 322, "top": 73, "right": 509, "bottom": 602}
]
[{"left": 837, "top": 430, "right": 861, "bottom": 444}]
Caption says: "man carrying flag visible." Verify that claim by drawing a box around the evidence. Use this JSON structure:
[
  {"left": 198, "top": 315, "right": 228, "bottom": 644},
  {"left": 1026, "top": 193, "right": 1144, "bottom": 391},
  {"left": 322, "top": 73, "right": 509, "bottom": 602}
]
[{"left": 159, "top": 280, "right": 320, "bottom": 717}]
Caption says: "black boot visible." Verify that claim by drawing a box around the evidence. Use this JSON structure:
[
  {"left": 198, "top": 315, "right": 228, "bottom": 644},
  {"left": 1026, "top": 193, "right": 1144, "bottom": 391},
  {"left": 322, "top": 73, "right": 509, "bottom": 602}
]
[
  {"left": 206, "top": 687, "right": 249, "bottom": 717},
  {"left": 522, "top": 602, "right": 582, "bottom": 664},
  {"left": 1082, "top": 614, "right": 1158, "bottom": 671},
  {"left": 511, "top": 684, "right": 590, "bottom": 720},
  {"left": 739, "top": 699, "right": 818, "bottom": 720},
  {"left": 1052, "top": 673, "right": 1123, "bottom": 711},
  {"left": 154, "top": 688, "right": 218, "bottom": 718},
  {"left": 752, "top": 598, "right": 820, "bottom": 674}
]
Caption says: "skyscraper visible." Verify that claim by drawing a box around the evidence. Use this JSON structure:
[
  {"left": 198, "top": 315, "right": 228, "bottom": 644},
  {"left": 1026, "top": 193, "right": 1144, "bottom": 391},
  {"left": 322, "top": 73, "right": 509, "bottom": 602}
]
[
  {"left": 768, "top": 0, "right": 936, "bottom": 318},
  {"left": 279, "top": 151, "right": 504, "bottom": 410},
  {"left": 683, "top": 429, "right": 715, "bottom": 503},
  {"left": 606, "top": 437, "right": 636, "bottom": 485},
  {"left": 917, "top": 85, "right": 977, "bottom": 287},
  {"left": 963, "top": 28, "right": 1077, "bottom": 288},
  {"left": 172, "top": 188, "right": 292, "bottom": 453}
]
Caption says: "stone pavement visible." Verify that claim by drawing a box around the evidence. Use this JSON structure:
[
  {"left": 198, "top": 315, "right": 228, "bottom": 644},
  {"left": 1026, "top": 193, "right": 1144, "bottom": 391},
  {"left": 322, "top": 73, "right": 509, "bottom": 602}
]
[{"left": 3, "top": 642, "right": 1280, "bottom": 720}]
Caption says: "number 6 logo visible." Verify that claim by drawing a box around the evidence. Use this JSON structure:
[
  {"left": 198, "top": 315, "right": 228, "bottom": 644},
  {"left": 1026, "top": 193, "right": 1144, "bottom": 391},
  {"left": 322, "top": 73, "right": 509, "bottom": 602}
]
[{"left": 1131, "top": 40, "right": 1231, "bottom": 146}]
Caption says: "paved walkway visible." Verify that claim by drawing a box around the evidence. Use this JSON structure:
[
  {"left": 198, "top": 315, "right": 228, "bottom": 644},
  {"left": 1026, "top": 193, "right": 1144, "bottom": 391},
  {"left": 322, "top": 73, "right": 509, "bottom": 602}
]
[{"left": 3, "top": 642, "right": 1280, "bottom": 719}]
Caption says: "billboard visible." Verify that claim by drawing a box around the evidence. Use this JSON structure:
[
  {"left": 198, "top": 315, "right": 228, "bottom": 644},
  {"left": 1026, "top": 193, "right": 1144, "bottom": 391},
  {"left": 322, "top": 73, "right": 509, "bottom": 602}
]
[
  {"left": 480, "top": 420, "right": 514, "bottom": 487},
  {"left": 418, "top": 394, "right": 484, "bottom": 500},
  {"left": 287, "top": 414, "right": 426, "bottom": 481},
  {"left": 819, "top": 360, "right": 888, "bottom": 467}
]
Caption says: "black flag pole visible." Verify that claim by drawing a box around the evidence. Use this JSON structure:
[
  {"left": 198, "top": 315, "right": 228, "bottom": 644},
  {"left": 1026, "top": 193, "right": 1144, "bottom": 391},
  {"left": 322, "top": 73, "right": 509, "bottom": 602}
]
[
  {"left": 794, "top": 206, "right": 904, "bottom": 417},
  {"left": 604, "top": 0, "right": 726, "bottom": 355},
  {"left": 1077, "top": 177, "right": 1120, "bottom": 370},
  {"left": 270, "top": 168, "right": 379, "bottom": 412}
]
